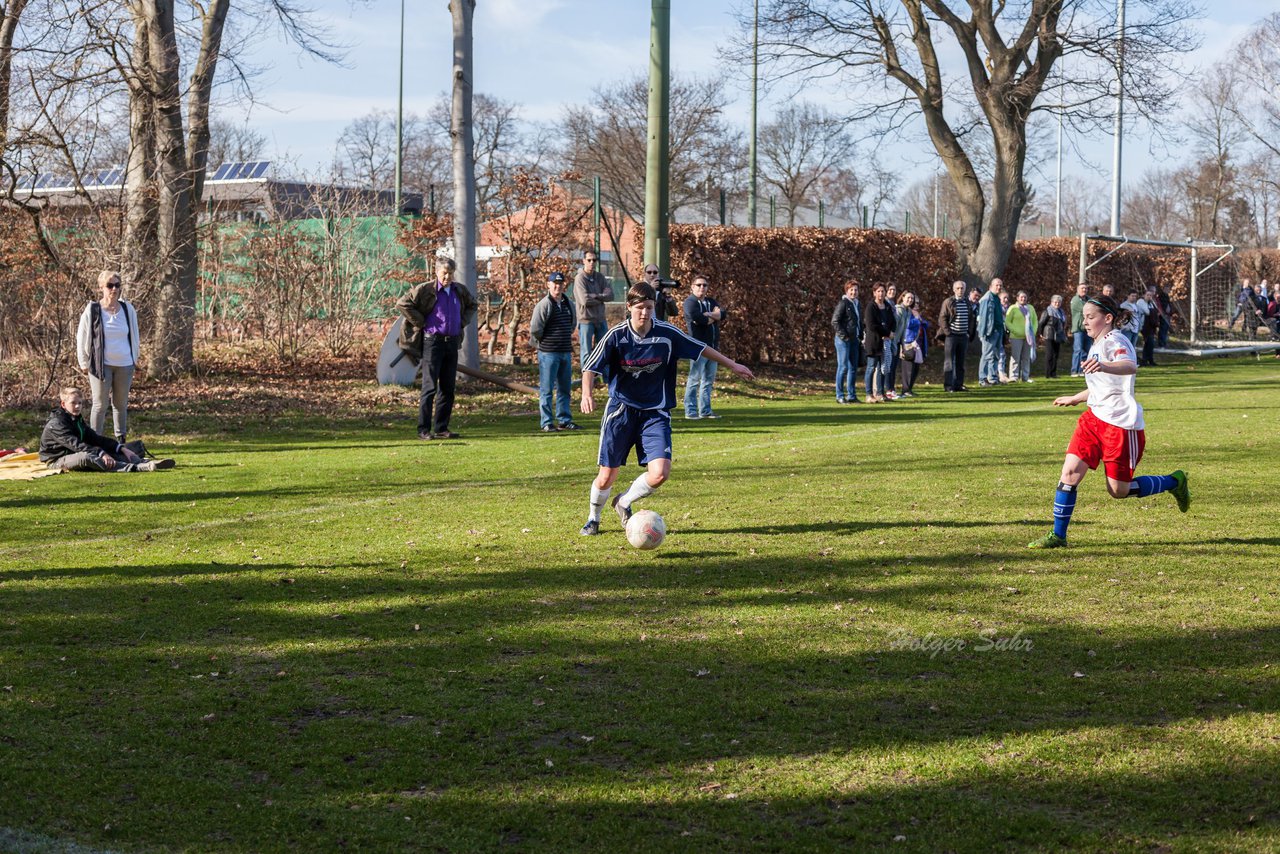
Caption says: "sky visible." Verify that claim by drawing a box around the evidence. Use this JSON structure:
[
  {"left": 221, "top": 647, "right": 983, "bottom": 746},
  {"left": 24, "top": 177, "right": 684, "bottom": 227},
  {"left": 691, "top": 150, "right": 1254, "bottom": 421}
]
[{"left": 225, "top": 0, "right": 1277, "bottom": 196}]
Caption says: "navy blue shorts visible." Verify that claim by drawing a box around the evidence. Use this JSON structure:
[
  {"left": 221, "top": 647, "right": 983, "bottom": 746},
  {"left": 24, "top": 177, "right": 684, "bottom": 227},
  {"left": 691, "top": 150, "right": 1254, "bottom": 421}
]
[{"left": 597, "top": 401, "right": 672, "bottom": 468}]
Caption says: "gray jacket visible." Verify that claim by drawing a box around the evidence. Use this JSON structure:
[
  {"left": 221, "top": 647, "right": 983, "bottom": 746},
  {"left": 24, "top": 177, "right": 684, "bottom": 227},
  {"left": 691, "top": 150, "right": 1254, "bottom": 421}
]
[
  {"left": 529, "top": 293, "right": 576, "bottom": 352},
  {"left": 573, "top": 269, "right": 613, "bottom": 324}
]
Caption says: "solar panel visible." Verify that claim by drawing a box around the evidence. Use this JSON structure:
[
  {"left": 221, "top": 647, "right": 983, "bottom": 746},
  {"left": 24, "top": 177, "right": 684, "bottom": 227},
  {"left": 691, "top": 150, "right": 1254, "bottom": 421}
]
[
  {"left": 249, "top": 161, "right": 269, "bottom": 179},
  {"left": 106, "top": 167, "right": 123, "bottom": 185},
  {"left": 210, "top": 163, "right": 232, "bottom": 181}
]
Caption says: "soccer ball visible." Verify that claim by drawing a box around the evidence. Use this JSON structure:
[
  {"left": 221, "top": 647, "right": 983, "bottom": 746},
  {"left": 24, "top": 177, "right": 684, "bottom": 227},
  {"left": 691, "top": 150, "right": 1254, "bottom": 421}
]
[{"left": 625, "top": 509, "right": 666, "bottom": 550}]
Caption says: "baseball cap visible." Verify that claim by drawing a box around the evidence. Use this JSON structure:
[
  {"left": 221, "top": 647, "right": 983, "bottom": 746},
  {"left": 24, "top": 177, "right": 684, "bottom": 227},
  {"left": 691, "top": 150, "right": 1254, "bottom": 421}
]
[{"left": 548, "top": 272, "right": 566, "bottom": 284}]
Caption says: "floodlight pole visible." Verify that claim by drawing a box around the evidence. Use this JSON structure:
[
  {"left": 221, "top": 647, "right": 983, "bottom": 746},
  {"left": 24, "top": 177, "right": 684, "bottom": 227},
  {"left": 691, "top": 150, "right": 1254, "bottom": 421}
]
[
  {"left": 747, "top": 0, "right": 758, "bottom": 228},
  {"left": 1109, "top": 0, "right": 1125, "bottom": 235},
  {"left": 1055, "top": 106, "right": 1063, "bottom": 237},
  {"left": 394, "top": 0, "right": 405, "bottom": 215},
  {"left": 644, "top": 0, "right": 671, "bottom": 272}
]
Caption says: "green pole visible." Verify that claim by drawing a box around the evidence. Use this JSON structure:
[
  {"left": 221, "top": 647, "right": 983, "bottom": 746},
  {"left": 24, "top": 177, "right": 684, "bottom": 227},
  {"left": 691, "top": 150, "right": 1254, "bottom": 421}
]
[
  {"left": 593, "top": 176, "right": 601, "bottom": 260},
  {"left": 719, "top": 188, "right": 726, "bottom": 225},
  {"left": 769, "top": 195, "right": 775, "bottom": 228},
  {"left": 644, "top": 0, "right": 671, "bottom": 273},
  {"left": 818, "top": 199, "right": 824, "bottom": 228},
  {"left": 862, "top": 205, "right": 868, "bottom": 228},
  {"left": 905, "top": 211, "right": 910, "bottom": 232},
  {"left": 747, "top": 0, "right": 758, "bottom": 228}
]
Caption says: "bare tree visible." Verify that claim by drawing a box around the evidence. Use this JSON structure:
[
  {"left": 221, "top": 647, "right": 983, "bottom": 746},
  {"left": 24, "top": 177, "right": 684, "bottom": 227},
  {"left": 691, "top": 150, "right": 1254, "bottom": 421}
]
[
  {"left": 742, "top": 0, "right": 1199, "bottom": 285},
  {"left": 1125, "top": 167, "right": 1181, "bottom": 240},
  {"left": 1183, "top": 61, "right": 1249, "bottom": 241},
  {"left": 758, "top": 102, "right": 856, "bottom": 225},
  {"left": 334, "top": 108, "right": 450, "bottom": 199},
  {"left": 561, "top": 74, "right": 744, "bottom": 225},
  {"left": 208, "top": 118, "right": 267, "bottom": 166}
]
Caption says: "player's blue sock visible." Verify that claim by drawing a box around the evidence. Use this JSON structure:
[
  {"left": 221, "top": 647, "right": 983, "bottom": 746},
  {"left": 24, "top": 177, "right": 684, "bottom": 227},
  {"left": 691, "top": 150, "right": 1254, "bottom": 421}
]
[
  {"left": 1129, "top": 474, "right": 1176, "bottom": 498},
  {"left": 1052, "top": 481, "right": 1077, "bottom": 540}
]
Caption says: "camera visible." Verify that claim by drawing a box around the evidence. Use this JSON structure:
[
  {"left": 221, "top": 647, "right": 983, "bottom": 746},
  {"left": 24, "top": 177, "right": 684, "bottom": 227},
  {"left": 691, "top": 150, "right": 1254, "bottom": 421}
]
[{"left": 654, "top": 277, "right": 681, "bottom": 291}]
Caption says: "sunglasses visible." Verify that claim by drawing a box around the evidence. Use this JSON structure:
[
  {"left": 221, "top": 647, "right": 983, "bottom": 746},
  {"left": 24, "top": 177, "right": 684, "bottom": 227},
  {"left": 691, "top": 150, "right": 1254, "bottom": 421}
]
[
  {"left": 644, "top": 269, "right": 658, "bottom": 275},
  {"left": 106, "top": 282, "right": 122, "bottom": 289}
]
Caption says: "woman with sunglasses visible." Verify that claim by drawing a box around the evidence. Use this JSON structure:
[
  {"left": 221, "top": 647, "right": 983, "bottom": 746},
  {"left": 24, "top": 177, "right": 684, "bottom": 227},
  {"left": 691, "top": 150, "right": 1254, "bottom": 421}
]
[
  {"left": 1028, "top": 295, "right": 1190, "bottom": 549},
  {"left": 76, "top": 270, "right": 141, "bottom": 444}
]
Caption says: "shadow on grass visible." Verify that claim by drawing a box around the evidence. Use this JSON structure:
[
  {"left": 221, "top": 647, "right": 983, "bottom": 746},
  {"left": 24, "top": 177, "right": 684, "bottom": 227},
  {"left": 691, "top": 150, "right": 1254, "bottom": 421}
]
[{"left": 3, "top": 541, "right": 1279, "bottom": 849}]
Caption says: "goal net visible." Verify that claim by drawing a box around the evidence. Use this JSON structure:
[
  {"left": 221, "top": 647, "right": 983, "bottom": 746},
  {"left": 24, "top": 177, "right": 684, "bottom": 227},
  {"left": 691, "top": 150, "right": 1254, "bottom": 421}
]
[{"left": 1078, "top": 234, "right": 1277, "bottom": 350}]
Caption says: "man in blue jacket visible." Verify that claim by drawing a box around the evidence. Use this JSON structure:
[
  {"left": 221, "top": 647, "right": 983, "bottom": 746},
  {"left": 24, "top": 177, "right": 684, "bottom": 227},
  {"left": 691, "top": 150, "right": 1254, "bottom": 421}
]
[
  {"left": 977, "top": 278, "right": 1006, "bottom": 386},
  {"left": 682, "top": 274, "right": 725, "bottom": 419}
]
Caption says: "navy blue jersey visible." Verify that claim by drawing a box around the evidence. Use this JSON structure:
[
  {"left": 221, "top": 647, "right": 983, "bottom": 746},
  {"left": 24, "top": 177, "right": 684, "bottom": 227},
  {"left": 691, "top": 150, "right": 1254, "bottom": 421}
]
[{"left": 583, "top": 320, "right": 706, "bottom": 410}]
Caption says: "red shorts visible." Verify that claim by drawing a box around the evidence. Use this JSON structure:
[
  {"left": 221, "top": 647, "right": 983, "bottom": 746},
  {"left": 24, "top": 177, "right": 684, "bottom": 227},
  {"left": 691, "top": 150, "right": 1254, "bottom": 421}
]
[{"left": 1067, "top": 408, "right": 1145, "bottom": 481}]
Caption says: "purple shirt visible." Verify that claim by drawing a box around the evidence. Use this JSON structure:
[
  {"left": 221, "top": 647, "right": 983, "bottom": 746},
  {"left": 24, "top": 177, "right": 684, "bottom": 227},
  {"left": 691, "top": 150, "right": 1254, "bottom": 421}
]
[{"left": 425, "top": 282, "right": 462, "bottom": 337}]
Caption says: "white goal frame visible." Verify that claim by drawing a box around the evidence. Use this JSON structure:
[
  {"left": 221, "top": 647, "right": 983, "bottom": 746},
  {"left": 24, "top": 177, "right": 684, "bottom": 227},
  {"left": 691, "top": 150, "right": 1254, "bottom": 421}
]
[{"left": 1078, "top": 233, "right": 1239, "bottom": 347}]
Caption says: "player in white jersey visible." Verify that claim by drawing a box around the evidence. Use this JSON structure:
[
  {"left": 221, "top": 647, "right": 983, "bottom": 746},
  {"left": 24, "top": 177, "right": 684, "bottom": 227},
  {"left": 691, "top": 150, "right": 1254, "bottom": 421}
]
[
  {"left": 1029, "top": 295, "right": 1190, "bottom": 549},
  {"left": 578, "top": 282, "right": 754, "bottom": 536}
]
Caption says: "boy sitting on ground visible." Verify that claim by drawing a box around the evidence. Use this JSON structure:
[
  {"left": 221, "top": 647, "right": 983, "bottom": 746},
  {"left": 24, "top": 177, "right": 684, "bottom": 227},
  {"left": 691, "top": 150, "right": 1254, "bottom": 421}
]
[{"left": 39, "top": 387, "right": 174, "bottom": 473}]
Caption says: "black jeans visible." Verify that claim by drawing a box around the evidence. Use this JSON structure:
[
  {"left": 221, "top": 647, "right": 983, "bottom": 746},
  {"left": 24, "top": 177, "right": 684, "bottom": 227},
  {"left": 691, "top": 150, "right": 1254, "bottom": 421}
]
[
  {"left": 419, "top": 334, "right": 460, "bottom": 433},
  {"left": 943, "top": 334, "right": 969, "bottom": 391},
  {"left": 1045, "top": 339, "right": 1061, "bottom": 378}
]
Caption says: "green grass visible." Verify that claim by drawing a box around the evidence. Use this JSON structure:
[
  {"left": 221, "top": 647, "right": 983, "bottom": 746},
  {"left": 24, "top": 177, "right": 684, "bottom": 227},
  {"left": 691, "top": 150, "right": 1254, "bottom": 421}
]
[{"left": 2, "top": 357, "right": 1278, "bottom": 852}]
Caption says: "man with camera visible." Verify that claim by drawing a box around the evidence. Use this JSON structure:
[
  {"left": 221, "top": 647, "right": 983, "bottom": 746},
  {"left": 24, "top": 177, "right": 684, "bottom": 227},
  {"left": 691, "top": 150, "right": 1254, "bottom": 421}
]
[
  {"left": 682, "top": 275, "right": 725, "bottom": 419},
  {"left": 643, "top": 263, "right": 681, "bottom": 323}
]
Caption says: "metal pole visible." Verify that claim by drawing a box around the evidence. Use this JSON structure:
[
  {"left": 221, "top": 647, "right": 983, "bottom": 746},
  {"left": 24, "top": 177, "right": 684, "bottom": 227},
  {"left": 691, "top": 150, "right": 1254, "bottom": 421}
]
[
  {"left": 818, "top": 200, "right": 824, "bottom": 228},
  {"left": 1109, "top": 0, "right": 1125, "bottom": 235},
  {"left": 1190, "top": 246, "right": 1199, "bottom": 344},
  {"left": 719, "top": 189, "right": 726, "bottom": 225},
  {"left": 644, "top": 0, "right": 671, "bottom": 271},
  {"left": 769, "top": 195, "right": 775, "bottom": 227},
  {"left": 905, "top": 211, "right": 910, "bottom": 233},
  {"left": 394, "top": 0, "right": 405, "bottom": 215},
  {"left": 1055, "top": 105, "right": 1063, "bottom": 237},
  {"left": 932, "top": 173, "right": 939, "bottom": 237},
  {"left": 1078, "top": 233, "right": 1088, "bottom": 285},
  {"left": 862, "top": 205, "right": 868, "bottom": 229},
  {"left": 593, "top": 176, "right": 601, "bottom": 260},
  {"left": 748, "top": 0, "right": 758, "bottom": 227}
]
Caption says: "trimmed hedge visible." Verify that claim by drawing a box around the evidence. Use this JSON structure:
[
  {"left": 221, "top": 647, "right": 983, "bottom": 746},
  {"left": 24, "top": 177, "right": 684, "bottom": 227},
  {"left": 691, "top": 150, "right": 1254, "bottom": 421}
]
[{"left": 665, "top": 225, "right": 1280, "bottom": 364}]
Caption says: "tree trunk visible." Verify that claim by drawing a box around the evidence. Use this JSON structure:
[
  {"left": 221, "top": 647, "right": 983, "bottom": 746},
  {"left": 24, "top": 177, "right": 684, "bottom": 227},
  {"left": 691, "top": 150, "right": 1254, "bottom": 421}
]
[
  {"left": 966, "top": 119, "right": 1027, "bottom": 285},
  {"left": 125, "top": 0, "right": 228, "bottom": 378},
  {"left": 0, "top": 0, "right": 29, "bottom": 159},
  {"left": 450, "top": 0, "right": 479, "bottom": 371}
]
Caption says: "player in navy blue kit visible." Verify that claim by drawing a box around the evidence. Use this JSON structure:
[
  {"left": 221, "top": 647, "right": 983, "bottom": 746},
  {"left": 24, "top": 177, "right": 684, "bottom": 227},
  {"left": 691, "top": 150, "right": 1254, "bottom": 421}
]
[{"left": 578, "top": 282, "right": 755, "bottom": 536}]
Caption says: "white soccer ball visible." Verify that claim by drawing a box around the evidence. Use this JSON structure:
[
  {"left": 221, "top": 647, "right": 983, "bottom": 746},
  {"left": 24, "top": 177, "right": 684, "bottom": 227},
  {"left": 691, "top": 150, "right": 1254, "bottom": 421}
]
[{"left": 625, "top": 509, "right": 666, "bottom": 550}]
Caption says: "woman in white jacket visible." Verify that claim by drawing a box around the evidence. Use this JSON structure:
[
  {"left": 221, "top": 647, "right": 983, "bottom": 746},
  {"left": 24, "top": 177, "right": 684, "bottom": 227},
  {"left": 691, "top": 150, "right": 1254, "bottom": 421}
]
[{"left": 76, "top": 270, "right": 141, "bottom": 443}]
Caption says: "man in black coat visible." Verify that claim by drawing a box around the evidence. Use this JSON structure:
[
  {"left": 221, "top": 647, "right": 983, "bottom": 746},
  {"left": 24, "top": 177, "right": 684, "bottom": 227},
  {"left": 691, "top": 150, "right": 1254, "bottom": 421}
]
[
  {"left": 40, "top": 387, "right": 173, "bottom": 472},
  {"left": 681, "top": 274, "right": 725, "bottom": 418}
]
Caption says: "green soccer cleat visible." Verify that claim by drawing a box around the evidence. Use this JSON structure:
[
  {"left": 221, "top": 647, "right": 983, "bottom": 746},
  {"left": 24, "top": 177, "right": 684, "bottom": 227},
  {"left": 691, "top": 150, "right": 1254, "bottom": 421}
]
[
  {"left": 1027, "top": 532, "right": 1067, "bottom": 549},
  {"left": 1170, "top": 470, "right": 1191, "bottom": 513}
]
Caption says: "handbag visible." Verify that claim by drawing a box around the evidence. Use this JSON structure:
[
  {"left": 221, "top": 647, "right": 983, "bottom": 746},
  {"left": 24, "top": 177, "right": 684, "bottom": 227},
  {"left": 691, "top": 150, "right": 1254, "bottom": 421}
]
[
  {"left": 900, "top": 340, "right": 918, "bottom": 359},
  {"left": 122, "top": 439, "right": 153, "bottom": 459}
]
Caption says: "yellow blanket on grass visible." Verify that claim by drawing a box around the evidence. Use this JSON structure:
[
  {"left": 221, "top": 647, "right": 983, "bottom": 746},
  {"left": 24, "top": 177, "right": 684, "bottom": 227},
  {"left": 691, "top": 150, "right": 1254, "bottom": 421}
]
[{"left": 0, "top": 452, "right": 62, "bottom": 480}]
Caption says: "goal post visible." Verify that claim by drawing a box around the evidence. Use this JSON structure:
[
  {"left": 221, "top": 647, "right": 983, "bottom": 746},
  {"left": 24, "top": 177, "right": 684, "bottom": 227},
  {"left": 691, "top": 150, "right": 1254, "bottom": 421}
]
[{"left": 1076, "top": 234, "right": 1269, "bottom": 349}]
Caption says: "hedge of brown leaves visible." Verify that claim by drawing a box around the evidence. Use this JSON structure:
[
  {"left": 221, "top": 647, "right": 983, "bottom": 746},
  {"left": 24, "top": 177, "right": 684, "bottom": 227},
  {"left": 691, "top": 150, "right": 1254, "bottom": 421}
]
[{"left": 664, "top": 226, "right": 1280, "bottom": 364}]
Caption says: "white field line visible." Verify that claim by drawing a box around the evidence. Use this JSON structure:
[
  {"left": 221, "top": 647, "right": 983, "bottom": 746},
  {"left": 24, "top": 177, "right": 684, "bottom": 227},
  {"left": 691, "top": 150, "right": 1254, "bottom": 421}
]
[{"left": 6, "top": 373, "right": 1272, "bottom": 560}]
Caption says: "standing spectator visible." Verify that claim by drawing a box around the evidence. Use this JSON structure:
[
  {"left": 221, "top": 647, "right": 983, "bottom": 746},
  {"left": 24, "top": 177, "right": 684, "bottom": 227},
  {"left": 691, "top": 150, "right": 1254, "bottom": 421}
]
[
  {"left": 937, "top": 280, "right": 975, "bottom": 393},
  {"left": 76, "top": 270, "right": 141, "bottom": 444},
  {"left": 1120, "top": 289, "right": 1144, "bottom": 347},
  {"left": 682, "top": 275, "right": 725, "bottom": 419},
  {"left": 883, "top": 284, "right": 900, "bottom": 398},
  {"left": 1264, "top": 290, "right": 1280, "bottom": 340},
  {"left": 1138, "top": 286, "right": 1160, "bottom": 366},
  {"left": 1101, "top": 284, "right": 1116, "bottom": 299},
  {"left": 573, "top": 250, "right": 613, "bottom": 372},
  {"left": 1005, "top": 290, "right": 1039, "bottom": 383},
  {"left": 1069, "top": 282, "right": 1090, "bottom": 376},
  {"left": 967, "top": 287, "right": 981, "bottom": 319},
  {"left": 530, "top": 272, "right": 580, "bottom": 433},
  {"left": 641, "top": 263, "right": 679, "bottom": 323},
  {"left": 896, "top": 292, "right": 928, "bottom": 397},
  {"left": 396, "top": 257, "right": 479, "bottom": 440},
  {"left": 1228, "top": 280, "right": 1254, "bottom": 328},
  {"left": 1038, "top": 294, "right": 1067, "bottom": 379},
  {"left": 831, "top": 279, "right": 863, "bottom": 404},
  {"left": 998, "top": 290, "right": 1013, "bottom": 382},
  {"left": 976, "top": 278, "right": 1005, "bottom": 387},
  {"left": 863, "top": 283, "right": 895, "bottom": 402},
  {"left": 1155, "top": 285, "right": 1174, "bottom": 346}
]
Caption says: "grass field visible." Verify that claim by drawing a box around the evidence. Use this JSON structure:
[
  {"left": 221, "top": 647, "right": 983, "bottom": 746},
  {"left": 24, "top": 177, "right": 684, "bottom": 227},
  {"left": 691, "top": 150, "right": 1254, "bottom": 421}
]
[{"left": 2, "top": 356, "right": 1278, "bottom": 852}]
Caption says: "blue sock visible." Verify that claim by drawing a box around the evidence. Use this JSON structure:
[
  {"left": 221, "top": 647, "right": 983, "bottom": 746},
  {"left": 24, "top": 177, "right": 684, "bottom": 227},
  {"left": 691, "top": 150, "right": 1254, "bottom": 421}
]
[
  {"left": 1129, "top": 474, "right": 1176, "bottom": 498},
  {"left": 1052, "top": 482, "right": 1077, "bottom": 540}
]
